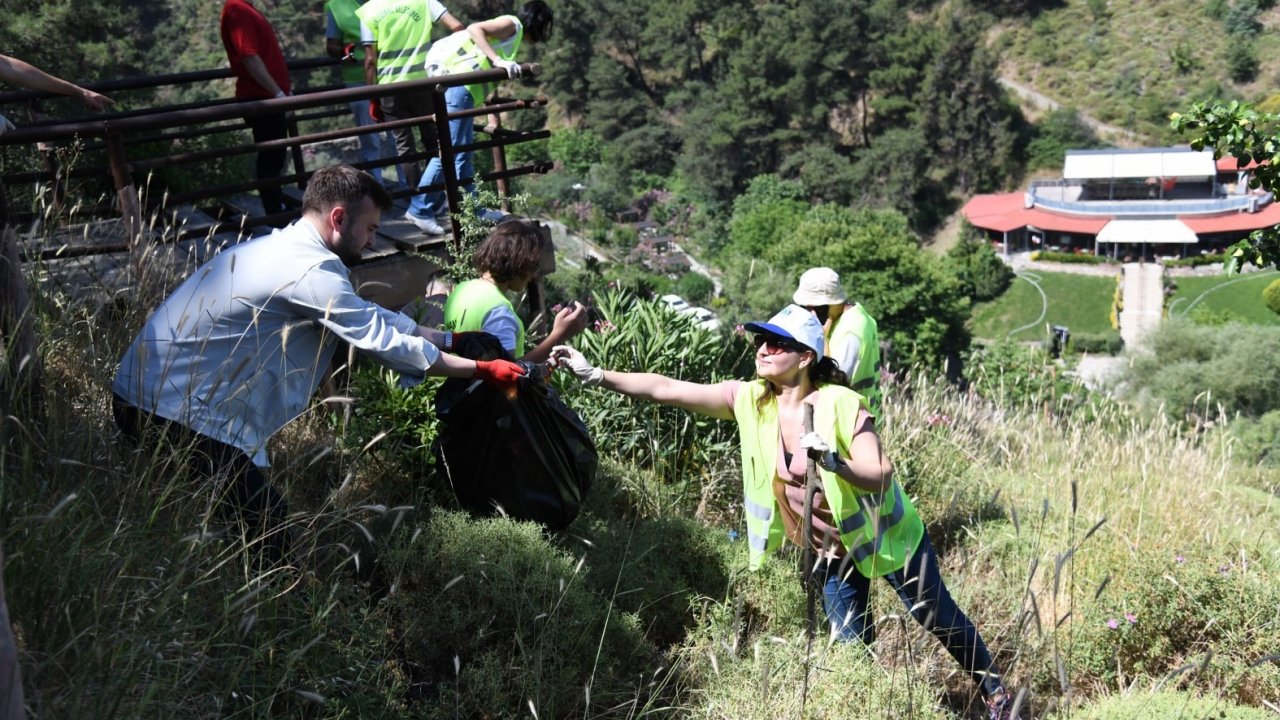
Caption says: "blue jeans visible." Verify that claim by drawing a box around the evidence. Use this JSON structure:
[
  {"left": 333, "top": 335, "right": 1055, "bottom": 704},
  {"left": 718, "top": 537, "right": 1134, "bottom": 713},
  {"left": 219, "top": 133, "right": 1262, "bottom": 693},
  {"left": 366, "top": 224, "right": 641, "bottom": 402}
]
[
  {"left": 347, "top": 84, "right": 405, "bottom": 190},
  {"left": 820, "top": 531, "right": 1004, "bottom": 697},
  {"left": 408, "top": 84, "right": 475, "bottom": 220}
]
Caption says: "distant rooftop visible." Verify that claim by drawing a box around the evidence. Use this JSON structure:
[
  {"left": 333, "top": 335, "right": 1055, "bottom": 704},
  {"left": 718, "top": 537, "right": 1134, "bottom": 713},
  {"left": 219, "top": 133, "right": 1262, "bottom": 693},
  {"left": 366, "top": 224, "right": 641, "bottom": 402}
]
[{"left": 1063, "top": 147, "right": 1215, "bottom": 180}]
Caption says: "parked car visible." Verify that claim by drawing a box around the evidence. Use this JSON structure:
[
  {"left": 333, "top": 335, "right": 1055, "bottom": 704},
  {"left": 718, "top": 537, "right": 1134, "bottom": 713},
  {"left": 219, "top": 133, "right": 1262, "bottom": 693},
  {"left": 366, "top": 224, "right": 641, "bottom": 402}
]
[
  {"left": 659, "top": 294, "right": 690, "bottom": 313},
  {"left": 684, "top": 306, "right": 721, "bottom": 331}
]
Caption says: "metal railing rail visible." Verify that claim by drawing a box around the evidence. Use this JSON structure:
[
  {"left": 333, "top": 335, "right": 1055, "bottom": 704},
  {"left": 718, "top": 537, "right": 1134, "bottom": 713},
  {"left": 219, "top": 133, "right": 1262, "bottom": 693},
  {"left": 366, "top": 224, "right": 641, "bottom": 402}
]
[{"left": 0, "top": 59, "right": 552, "bottom": 258}]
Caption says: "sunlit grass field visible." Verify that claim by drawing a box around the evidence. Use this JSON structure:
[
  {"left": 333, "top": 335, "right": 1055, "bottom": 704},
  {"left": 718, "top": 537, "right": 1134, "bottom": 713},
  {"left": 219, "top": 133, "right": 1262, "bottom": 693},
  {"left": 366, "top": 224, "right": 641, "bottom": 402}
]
[
  {"left": 970, "top": 271, "right": 1118, "bottom": 340},
  {"left": 1168, "top": 270, "right": 1280, "bottom": 325}
]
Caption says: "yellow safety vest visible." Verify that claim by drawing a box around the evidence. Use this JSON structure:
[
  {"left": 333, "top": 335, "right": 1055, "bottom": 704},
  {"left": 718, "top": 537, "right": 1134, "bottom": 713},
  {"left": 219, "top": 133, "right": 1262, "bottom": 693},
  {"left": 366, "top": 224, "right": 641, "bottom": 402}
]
[
  {"left": 443, "top": 279, "right": 525, "bottom": 356},
  {"left": 426, "top": 18, "right": 524, "bottom": 107},
  {"left": 326, "top": 0, "right": 368, "bottom": 85},
  {"left": 356, "top": 0, "right": 441, "bottom": 84},
  {"left": 732, "top": 380, "right": 922, "bottom": 577},
  {"left": 829, "top": 303, "right": 882, "bottom": 417}
]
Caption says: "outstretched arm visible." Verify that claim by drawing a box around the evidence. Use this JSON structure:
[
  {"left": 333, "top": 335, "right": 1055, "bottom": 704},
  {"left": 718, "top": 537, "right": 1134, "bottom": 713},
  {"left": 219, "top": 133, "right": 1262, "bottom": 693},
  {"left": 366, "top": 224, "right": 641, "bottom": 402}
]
[
  {"left": 552, "top": 346, "right": 734, "bottom": 420},
  {"left": 0, "top": 54, "right": 112, "bottom": 110}
]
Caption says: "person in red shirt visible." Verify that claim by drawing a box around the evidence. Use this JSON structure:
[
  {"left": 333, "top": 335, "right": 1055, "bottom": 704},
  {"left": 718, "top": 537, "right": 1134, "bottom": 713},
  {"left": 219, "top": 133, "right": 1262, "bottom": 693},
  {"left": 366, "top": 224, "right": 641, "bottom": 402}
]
[{"left": 221, "top": 0, "right": 293, "bottom": 219}]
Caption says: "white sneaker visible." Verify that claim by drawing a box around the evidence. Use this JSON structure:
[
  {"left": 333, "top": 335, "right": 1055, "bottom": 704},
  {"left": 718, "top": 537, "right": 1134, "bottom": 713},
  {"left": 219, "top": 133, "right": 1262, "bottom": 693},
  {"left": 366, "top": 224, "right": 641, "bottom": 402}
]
[
  {"left": 403, "top": 211, "right": 445, "bottom": 235},
  {"left": 478, "top": 207, "right": 508, "bottom": 223}
]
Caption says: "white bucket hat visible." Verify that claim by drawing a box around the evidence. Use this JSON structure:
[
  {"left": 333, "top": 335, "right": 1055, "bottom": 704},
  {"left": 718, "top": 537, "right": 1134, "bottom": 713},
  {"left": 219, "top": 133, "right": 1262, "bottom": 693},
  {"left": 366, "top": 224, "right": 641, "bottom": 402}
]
[
  {"left": 743, "top": 304, "right": 825, "bottom": 362},
  {"left": 792, "top": 267, "right": 847, "bottom": 306}
]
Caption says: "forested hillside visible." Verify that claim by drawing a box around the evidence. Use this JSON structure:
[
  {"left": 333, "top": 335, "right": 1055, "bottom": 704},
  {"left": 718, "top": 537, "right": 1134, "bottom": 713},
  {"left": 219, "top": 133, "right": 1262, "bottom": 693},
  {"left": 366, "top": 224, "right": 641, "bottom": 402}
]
[{"left": 4, "top": 2, "right": 1280, "bottom": 719}]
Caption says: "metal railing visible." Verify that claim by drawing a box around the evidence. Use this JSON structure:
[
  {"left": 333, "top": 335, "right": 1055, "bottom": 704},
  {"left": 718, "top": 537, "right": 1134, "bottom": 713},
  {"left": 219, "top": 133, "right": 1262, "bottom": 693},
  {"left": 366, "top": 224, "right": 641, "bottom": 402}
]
[
  {"left": 1027, "top": 180, "right": 1268, "bottom": 216},
  {"left": 0, "top": 58, "right": 553, "bottom": 260}
]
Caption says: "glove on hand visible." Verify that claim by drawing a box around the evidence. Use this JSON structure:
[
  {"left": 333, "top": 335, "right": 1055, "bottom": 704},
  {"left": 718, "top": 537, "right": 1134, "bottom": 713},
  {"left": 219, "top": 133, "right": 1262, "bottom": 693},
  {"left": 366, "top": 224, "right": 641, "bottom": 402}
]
[
  {"left": 492, "top": 58, "right": 521, "bottom": 79},
  {"left": 342, "top": 43, "right": 358, "bottom": 63},
  {"left": 473, "top": 359, "right": 525, "bottom": 388},
  {"left": 0, "top": 113, "right": 14, "bottom": 137},
  {"left": 369, "top": 98, "right": 385, "bottom": 122},
  {"left": 550, "top": 345, "right": 603, "bottom": 386},
  {"left": 800, "top": 432, "right": 840, "bottom": 472}
]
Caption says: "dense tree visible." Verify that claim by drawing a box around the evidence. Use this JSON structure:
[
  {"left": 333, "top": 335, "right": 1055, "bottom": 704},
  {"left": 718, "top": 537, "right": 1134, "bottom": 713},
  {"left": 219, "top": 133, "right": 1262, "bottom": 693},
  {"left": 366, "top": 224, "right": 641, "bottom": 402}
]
[
  {"left": 765, "top": 205, "right": 970, "bottom": 365},
  {"left": 916, "top": 6, "right": 1020, "bottom": 193}
]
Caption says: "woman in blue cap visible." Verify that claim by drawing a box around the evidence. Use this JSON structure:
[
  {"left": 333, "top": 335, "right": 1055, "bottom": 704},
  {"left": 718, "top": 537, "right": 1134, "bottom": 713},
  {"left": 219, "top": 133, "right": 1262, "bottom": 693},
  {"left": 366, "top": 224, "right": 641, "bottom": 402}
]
[{"left": 551, "top": 305, "right": 1019, "bottom": 720}]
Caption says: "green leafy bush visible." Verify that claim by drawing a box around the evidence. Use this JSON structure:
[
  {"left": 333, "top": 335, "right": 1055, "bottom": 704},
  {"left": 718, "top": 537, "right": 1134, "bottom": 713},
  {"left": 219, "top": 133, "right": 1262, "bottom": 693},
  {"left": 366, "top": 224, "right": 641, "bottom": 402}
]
[
  {"left": 1031, "top": 250, "right": 1110, "bottom": 265},
  {"left": 380, "top": 511, "right": 661, "bottom": 719},
  {"left": 1229, "top": 409, "right": 1280, "bottom": 467},
  {"left": 1075, "top": 690, "right": 1272, "bottom": 719},
  {"left": 1125, "top": 320, "right": 1280, "bottom": 421},
  {"left": 1263, "top": 277, "right": 1280, "bottom": 315},
  {"left": 1070, "top": 545, "right": 1280, "bottom": 702},
  {"left": 1163, "top": 253, "right": 1226, "bottom": 268},
  {"left": 947, "top": 229, "right": 1015, "bottom": 302},
  {"left": 565, "top": 290, "right": 750, "bottom": 485},
  {"left": 1069, "top": 331, "right": 1123, "bottom": 355}
]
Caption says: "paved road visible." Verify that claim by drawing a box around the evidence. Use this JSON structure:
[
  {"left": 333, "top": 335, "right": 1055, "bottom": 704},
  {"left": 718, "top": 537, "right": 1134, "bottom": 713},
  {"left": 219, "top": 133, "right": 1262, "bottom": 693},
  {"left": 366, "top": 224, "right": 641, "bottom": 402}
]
[
  {"left": 1119, "top": 262, "right": 1164, "bottom": 351},
  {"left": 998, "top": 76, "right": 1144, "bottom": 146}
]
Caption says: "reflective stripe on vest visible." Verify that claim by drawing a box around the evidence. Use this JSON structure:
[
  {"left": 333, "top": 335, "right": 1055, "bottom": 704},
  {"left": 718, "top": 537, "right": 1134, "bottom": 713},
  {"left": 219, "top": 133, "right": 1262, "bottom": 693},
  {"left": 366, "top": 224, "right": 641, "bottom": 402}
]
[
  {"left": 425, "top": 20, "right": 523, "bottom": 106},
  {"left": 442, "top": 279, "right": 525, "bottom": 356},
  {"left": 355, "top": 0, "right": 436, "bottom": 84},
  {"left": 732, "top": 380, "right": 922, "bottom": 577}
]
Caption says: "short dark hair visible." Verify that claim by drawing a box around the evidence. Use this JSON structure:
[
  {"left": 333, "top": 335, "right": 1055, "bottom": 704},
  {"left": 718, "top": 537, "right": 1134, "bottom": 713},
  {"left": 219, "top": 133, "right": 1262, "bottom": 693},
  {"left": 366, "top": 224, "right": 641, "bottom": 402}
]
[
  {"left": 518, "top": 1, "right": 554, "bottom": 43},
  {"left": 302, "top": 165, "right": 391, "bottom": 215},
  {"left": 473, "top": 218, "right": 544, "bottom": 283}
]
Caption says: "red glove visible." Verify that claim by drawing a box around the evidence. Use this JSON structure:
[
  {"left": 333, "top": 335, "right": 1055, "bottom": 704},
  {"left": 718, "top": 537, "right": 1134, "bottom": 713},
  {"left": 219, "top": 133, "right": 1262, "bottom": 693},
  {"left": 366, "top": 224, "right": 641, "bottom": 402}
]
[
  {"left": 369, "top": 98, "right": 384, "bottom": 122},
  {"left": 342, "top": 43, "right": 358, "bottom": 64},
  {"left": 473, "top": 359, "right": 525, "bottom": 388}
]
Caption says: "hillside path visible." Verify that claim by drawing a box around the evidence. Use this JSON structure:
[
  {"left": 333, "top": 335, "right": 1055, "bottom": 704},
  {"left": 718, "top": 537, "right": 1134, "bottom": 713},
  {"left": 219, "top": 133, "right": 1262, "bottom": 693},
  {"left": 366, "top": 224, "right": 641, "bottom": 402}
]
[
  {"left": 1119, "top": 262, "right": 1164, "bottom": 350},
  {"left": 998, "top": 76, "right": 1144, "bottom": 146}
]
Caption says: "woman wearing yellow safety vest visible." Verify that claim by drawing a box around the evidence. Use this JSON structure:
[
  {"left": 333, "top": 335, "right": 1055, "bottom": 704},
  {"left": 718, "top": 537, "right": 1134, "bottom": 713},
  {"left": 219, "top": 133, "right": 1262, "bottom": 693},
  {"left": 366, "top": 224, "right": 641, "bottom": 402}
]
[
  {"left": 551, "top": 305, "right": 1020, "bottom": 720},
  {"left": 404, "top": 2, "right": 554, "bottom": 235}
]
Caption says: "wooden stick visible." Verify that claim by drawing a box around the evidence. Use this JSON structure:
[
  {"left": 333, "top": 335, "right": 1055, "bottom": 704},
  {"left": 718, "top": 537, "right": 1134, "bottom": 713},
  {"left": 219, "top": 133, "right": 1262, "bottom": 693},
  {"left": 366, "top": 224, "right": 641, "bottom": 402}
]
[{"left": 800, "top": 402, "right": 817, "bottom": 717}]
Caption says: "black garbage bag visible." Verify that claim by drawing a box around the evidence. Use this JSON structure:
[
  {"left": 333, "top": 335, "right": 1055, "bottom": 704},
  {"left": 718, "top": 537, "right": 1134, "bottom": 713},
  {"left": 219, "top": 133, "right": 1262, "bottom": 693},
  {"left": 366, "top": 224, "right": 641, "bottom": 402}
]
[{"left": 434, "top": 366, "right": 597, "bottom": 531}]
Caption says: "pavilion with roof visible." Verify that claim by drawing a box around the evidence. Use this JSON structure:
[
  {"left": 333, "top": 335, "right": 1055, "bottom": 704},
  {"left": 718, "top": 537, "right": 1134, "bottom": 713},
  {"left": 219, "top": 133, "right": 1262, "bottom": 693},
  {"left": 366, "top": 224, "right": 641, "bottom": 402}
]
[{"left": 962, "top": 147, "right": 1279, "bottom": 259}]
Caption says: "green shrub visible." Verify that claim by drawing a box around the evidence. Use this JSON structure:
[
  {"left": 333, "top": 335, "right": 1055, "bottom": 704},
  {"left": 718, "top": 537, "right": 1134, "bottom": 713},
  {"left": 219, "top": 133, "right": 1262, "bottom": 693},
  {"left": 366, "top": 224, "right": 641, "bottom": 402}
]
[
  {"left": 1263, "top": 277, "right": 1280, "bottom": 315},
  {"left": 675, "top": 271, "right": 716, "bottom": 305},
  {"left": 1070, "top": 331, "right": 1123, "bottom": 355},
  {"left": 381, "top": 511, "right": 662, "bottom": 719},
  {"left": 947, "top": 229, "right": 1015, "bottom": 302},
  {"left": 1230, "top": 409, "right": 1280, "bottom": 467},
  {"left": 1032, "top": 250, "right": 1109, "bottom": 265},
  {"left": 1126, "top": 320, "right": 1280, "bottom": 421},
  {"left": 1069, "top": 544, "right": 1280, "bottom": 703},
  {"left": 565, "top": 290, "right": 751, "bottom": 485},
  {"left": 1162, "top": 253, "right": 1226, "bottom": 268},
  {"left": 1075, "top": 690, "right": 1272, "bottom": 719},
  {"left": 1226, "top": 40, "right": 1259, "bottom": 83}
]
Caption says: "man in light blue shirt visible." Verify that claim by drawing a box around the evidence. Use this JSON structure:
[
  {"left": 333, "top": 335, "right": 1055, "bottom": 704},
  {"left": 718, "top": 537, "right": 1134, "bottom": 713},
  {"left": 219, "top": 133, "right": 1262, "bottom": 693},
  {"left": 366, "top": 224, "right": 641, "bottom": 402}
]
[{"left": 112, "top": 164, "right": 522, "bottom": 563}]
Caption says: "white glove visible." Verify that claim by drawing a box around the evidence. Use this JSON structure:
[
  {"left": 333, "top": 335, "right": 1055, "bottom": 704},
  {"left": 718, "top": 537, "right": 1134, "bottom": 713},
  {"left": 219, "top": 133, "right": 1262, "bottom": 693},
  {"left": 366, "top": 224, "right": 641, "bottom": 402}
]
[
  {"left": 799, "top": 432, "right": 839, "bottom": 472},
  {"left": 550, "top": 345, "right": 603, "bottom": 386},
  {"left": 0, "top": 113, "right": 14, "bottom": 137},
  {"left": 493, "top": 58, "right": 521, "bottom": 79}
]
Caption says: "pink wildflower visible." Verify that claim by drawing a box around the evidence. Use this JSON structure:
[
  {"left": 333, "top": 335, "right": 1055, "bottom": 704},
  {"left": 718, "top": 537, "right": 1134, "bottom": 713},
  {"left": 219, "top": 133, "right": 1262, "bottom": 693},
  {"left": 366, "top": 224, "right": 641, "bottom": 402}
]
[
  {"left": 1175, "top": 555, "right": 1185, "bottom": 564},
  {"left": 1106, "top": 618, "right": 1119, "bottom": 630},
  {"left": 1124, "top": 613, "right": 1137, "bottom": 624}
]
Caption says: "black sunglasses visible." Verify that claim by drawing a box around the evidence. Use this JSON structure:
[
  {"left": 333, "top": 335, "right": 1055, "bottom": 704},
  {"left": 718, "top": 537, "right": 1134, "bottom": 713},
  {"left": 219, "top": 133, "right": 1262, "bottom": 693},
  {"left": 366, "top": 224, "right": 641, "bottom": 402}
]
[{"left": 752, "top": 333, "right": 807, "bottom": 354}]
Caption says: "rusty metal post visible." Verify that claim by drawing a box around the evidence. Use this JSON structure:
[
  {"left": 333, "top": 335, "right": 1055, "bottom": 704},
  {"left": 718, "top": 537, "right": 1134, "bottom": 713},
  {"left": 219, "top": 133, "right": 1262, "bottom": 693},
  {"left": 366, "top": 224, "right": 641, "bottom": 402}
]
[
  {"left": 431, "top": 84, "right": 465, "bottom": 250},
  {"left": 104, "top": 126, "right": 143, "bottom": 246},
  {"left": 488, "top": 117, "right": 510, "bottom": 213}
]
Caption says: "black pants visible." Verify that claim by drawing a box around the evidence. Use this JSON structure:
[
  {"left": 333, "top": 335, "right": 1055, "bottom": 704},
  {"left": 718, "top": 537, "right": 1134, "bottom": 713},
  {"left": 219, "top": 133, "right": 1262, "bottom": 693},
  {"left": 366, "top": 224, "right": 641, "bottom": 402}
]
[
  {"left": 383, "top": 91, "right": 438, "bottom": 189},
  {"left": 246, "top": 112, "right": 289, "bottom": 217},
  {"left": 112, "top": 394, "right": 290, "bottom": 564}
]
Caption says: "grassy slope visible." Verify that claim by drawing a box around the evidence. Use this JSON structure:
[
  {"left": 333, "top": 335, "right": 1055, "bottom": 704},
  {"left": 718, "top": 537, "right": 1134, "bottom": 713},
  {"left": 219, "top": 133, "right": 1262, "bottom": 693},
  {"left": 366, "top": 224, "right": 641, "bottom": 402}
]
[
  {"left": 998, "top": 0, "right": 1280, "bottom": 142},
  {"left": 970, "top": 270, "right": 1118, "bottom": 339},
  {"left": 1168, "top": 270, "right": 1280, "bottom": 324}
]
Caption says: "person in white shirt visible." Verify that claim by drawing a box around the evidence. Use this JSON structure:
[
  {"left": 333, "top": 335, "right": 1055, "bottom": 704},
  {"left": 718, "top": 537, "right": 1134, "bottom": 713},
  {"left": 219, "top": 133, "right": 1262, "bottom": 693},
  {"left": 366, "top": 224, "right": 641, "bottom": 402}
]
[{"left": 112, "top": 164, "right": 523, "bottom": 563}]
